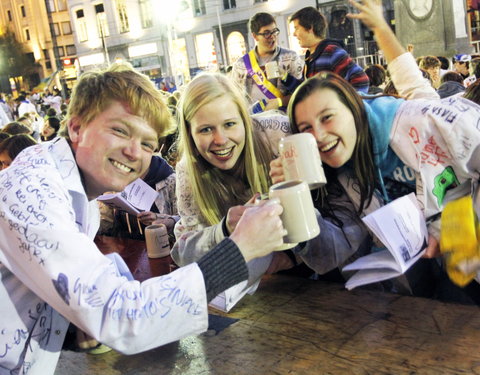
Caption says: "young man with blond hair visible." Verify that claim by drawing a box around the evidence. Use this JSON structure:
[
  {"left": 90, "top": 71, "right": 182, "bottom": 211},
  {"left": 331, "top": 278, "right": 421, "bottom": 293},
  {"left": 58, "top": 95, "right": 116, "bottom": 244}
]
[{"left": 0, "top": 63, "right": 286, "bottom": 374}]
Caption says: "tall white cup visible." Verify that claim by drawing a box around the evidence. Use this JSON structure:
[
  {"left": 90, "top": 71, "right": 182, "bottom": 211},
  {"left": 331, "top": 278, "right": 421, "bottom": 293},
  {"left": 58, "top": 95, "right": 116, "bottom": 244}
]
[
  {"left": 269, "top": 180, "right": 320, "bottom": 244},
  {"left": 265, "top": 61, "right": 281, "bottom": 80},
  {"left": 145, "top": 224, "right": 170, "bottom": 258},
  {"left": 279, "top": 133, "right": 326, "bottom": 190}
]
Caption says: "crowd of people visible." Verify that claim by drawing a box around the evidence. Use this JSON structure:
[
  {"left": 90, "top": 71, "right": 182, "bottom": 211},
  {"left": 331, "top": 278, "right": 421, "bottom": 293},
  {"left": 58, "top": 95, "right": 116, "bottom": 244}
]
[{"left": 1, "top": 0, "right": 480, "bottom": 374}]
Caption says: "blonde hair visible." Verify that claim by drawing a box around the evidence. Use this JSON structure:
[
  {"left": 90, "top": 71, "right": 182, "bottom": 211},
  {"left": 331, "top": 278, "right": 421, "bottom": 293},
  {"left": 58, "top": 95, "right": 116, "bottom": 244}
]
[
  {"left": 61, "top": 62, "right": 174, "bottom": 141},
  {"left": 178, "top": 73, "right": 272, "bottom": 225}
]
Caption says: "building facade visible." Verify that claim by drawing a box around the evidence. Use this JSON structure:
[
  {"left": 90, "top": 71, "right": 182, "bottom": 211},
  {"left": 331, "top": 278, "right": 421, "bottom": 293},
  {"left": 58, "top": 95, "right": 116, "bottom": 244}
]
[
  {"left": 66, "top": 0, "right": 172, "bottom": 87},
  {"left": 0, "top": 0, "right": 77, "bottom": 93},
  {"left": 65, "top": 0, "right": 474, "bottom": 85}
]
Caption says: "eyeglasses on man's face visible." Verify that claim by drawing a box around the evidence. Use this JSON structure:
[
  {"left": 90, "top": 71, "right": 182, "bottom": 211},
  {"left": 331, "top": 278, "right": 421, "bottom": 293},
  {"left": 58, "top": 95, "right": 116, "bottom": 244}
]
[{"left": 256, "top": 28, "right": 280, "bottom": 38}]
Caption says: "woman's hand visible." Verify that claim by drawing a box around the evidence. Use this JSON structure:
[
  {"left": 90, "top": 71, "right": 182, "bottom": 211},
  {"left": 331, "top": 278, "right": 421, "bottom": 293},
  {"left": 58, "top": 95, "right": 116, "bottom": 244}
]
[
  {"left": 137, "top": 211, "right": 157, "bottom": 226},
  {"left": 422, "top": 235, "right": 440, "bottom": 258},
  {"left": 269, "top": 157, "right": 285, "bottom": 185},
  {"left": 347, "top": 0, "right": 387, "bottom": 33},
  {"left": 225, "top": 194, "right": 260, "bottom": 234},
  {"left": 152, "top": 215, "right": 177, "bottom": 233},
  {"left": 230, "top": 203, "right": 286, "bottom": 262},
  {"left": 266, "top": 252, "right": 295, "bottom": 274}
]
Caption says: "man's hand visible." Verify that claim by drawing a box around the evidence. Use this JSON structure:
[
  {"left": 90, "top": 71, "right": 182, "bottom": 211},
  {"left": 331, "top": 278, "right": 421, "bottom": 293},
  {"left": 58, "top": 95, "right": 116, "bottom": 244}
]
[
  {"left": 230, "top": 203, "right": 286, "bottom": 262},
  {"left": 269, "top": 157, "right": 285, "bottom": 185}
]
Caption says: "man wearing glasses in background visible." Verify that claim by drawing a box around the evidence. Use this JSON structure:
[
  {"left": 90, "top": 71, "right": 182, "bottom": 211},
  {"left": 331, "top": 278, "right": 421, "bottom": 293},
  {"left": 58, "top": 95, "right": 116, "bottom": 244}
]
[{"left": 230, "top": 12, "right": 304, "bottom": 112}]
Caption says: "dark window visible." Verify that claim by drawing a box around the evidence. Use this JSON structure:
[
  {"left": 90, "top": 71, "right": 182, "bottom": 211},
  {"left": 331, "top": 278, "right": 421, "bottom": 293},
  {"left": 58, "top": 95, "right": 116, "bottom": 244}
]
[
  {"left": 20, "top": 5, "right": 26, "bottom": 17},
  {"left": 25, "top": 29, "right": 30, "bottom": 41},
  {"left": 193, "top": 0, "right": 206, "bottom": 16},
  {"left": 7, "top": 10, "right": 11, "bottom": 21},
  {"left": 25, "top": 52, "right": 35, "bottom": 63},
  {"left": 56, "top": 46, "right": 65, "bottom": 57},
  {"left": 46, "top": 61, "right": 52, "bottom": 69},
  {"left": 95, "top": 4, "right": 104, "bottom": 13},
  {"left": 66, "top": 44, "right": 76, "bottom": 55},
  {"left": 223, "top": 0, "right": 236, "bottom": 10},
  {"left": 76, "top": 9, "right": 84, "bottom": 18}
]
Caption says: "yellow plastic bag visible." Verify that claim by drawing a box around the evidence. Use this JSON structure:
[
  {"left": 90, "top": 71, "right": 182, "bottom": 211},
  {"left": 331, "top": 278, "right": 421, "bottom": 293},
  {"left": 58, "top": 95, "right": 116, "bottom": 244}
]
[{"left": 440, "top": 195, "right": 480, "bottom": 287}]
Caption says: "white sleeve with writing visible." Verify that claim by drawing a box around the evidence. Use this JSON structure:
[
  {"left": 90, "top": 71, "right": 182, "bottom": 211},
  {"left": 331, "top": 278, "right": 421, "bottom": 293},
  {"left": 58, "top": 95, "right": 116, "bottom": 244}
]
[{"left": 0, "top": 150, "right": 208, "bottom": 356}]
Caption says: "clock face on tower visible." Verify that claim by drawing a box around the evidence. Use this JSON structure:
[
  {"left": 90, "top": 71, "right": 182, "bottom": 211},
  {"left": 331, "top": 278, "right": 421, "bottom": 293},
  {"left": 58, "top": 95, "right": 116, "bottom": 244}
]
[{"left": 409, "top": 0, "right": 433, "bottom": 18}]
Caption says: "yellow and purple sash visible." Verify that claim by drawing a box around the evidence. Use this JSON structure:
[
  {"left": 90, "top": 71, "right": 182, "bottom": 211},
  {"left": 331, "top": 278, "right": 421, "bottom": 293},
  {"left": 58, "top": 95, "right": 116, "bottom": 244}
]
[{"left": 243, "top": 50, "right": 282, "bottom": 100}]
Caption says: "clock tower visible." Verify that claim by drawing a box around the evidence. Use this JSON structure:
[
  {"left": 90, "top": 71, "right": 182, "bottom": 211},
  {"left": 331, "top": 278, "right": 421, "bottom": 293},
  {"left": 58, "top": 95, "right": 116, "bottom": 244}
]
[{"left": 395, "top": 0, "right": 471, "bottom": 57}]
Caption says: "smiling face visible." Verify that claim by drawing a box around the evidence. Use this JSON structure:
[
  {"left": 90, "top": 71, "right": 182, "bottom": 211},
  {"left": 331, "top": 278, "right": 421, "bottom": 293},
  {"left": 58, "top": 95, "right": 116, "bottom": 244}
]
[
  {"left": 253, "top": 22, "right": 278, "bottom": 55},
  {"left": 292, "top": 19, "right": 317, "bottom": 51},
  {"left": 190, "top": 96, "right": 246, "bottom": 171},
  {"left": 68, "top": 101, "right": 158, "bottom": 199},
  {"left": 294, "top": 88, "right": 357, "bottom": 168}
]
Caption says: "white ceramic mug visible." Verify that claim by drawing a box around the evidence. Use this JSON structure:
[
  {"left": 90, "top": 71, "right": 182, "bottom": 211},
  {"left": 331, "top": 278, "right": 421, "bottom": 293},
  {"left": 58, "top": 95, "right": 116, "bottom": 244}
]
[
  {"left": 279, "top": 133, "right": 326, "bottom": 190},
  {"left": 265, "top": 61, "right": 281, "bottom": 80},
  {"left": 145, "top": 224, "right": 170, "bottom": 258},
  {"left": 269, "top": 180, "right": 320, "bottom": 244}
]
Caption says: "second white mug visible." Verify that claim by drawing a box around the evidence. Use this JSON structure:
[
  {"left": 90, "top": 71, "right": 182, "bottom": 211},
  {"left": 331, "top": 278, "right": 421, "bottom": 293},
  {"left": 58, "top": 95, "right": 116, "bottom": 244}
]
[
  {"left": 269, "top": 180, "right": 320, "bottom": 244},
  {"left": 279, "top": 133, "right": 326, "bottom": 189}
]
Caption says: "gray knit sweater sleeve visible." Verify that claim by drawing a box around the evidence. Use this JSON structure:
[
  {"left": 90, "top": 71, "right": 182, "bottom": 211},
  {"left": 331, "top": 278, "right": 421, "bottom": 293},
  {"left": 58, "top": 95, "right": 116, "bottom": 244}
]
[{"left": 196, "top": 238, "right": 249, "bottom": 302}]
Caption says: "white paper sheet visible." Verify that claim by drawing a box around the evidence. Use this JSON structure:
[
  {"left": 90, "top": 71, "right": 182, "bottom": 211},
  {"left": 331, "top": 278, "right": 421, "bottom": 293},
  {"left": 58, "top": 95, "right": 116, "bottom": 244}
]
[{"left": 343, "top": 193, "right": 428, "bottom": 290}]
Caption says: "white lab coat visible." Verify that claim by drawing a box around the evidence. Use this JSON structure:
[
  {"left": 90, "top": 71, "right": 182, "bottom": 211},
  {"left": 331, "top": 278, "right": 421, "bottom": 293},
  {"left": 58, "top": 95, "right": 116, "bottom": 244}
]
[{"left": 0, "top": 138, "right": 208, "bottom": 375}]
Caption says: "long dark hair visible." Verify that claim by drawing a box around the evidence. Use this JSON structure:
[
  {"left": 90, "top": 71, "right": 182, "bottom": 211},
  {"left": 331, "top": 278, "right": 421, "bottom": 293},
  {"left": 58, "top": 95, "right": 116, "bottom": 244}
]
[{"left": 288, "top": 71, "right": 376, "bottom": 214}]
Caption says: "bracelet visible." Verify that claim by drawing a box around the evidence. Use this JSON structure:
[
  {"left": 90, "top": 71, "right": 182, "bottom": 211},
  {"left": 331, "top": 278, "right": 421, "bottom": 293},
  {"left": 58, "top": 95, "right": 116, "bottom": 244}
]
[{"left": 277, "top": 97, "right": 283, "bottom": 107}]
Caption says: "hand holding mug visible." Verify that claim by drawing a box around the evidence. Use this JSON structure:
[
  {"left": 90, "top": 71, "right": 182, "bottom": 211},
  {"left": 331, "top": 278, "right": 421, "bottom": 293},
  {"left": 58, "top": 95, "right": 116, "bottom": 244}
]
[
  {"left": 137, "top": 211, "right": 158, "bottom": 226},
  {"left": 266, "top": 252, "right": 295, "bottom": 274},
  {"left": 230, "top": 203, "right": 286, "bottom": 262},
  {"left": 226, "top": 194, "right": 260, "bottom": 234},
  {"left": 279, "top": 133, "right": 326, "bottom": 189},
  {"left": 269, "top": 157, "right": 285, "bottom": 185}
]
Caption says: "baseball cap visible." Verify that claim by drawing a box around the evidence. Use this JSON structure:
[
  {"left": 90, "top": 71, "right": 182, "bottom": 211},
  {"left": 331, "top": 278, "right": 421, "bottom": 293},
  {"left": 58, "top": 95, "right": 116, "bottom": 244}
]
[{"left": 454, "top": 54, "right": 472, "bottom": 63}]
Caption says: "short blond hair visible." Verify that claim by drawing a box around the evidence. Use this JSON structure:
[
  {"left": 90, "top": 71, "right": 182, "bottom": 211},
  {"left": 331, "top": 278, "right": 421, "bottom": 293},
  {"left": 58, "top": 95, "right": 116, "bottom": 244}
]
[{"left": 62, "top": 62, "right": 174, "bottom": 141}]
